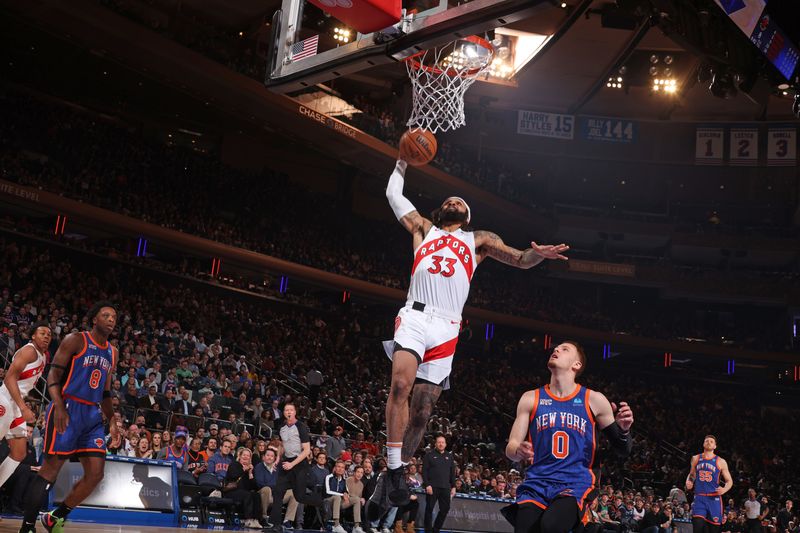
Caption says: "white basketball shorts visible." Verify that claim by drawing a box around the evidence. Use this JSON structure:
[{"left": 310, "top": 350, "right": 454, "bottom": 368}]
[
  {"left": 382, "top": 303, "right": 461, "bottom": 390},
  {"left": 0, "top": 390, "right": 28, "bottom": 439}
]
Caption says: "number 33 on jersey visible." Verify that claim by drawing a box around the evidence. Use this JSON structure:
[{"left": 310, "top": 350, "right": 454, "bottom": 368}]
[{"left": 409, "top": 227, "right": 476, "bottom": 317}]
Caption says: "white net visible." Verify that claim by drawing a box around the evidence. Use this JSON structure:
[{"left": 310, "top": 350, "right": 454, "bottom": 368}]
[{"left": 405, "top": 37, "right": 494, "bottom": 134}]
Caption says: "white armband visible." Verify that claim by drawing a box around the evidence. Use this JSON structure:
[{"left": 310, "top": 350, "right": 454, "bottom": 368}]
[{"left": 386, "top": 159, "right": 417, "bottom": 221}]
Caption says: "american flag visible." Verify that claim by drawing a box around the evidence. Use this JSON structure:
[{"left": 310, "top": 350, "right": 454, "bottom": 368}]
[{"left": 290, "top": 35, "right": 319, "bottom": 61}]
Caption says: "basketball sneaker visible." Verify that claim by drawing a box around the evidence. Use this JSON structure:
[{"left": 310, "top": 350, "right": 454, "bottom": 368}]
[
  {"left": 40, "top": 511, "right": 66, "bottom": 533},
  {"left": 386, "top": 466, "right": 409, "bottom": 506}
]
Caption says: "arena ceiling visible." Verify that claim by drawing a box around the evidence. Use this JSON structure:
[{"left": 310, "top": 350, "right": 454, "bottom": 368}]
[
  {"left": 2, "top": 0, "right": 798, "bottom": 123},
  {"left": 139, "top": 0, "right": 800, "bottom": 121}
]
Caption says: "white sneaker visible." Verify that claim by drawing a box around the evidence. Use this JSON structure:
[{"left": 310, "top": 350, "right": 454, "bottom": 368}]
[
  {"left": 370, "top": 528, "right": 380, "bottom": 533},
  {"left": 245, "top": 518, "right": 263, "bottom": 529},
  {"left": 381, "top": 528, "right": 391, "bottom": 533},
  {"left": 333, "top": 524, "right": 348, "bottom": 533},
  {"left": 353, "top": 527, "right": 366, "bottom": 533}
]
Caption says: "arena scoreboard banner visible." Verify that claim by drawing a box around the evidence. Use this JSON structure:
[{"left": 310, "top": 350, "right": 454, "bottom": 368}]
[
  {"left": 767, "top": 128, "right": 796, "bottom": 166},
  {"left": 729, "top": 127, "right": 759, "bottom": 166},
  {"left": 695, "top": 127, "right": 725, "bottom": 165},
  {"left": 517, "top": 110, "right": 574, "bottom": 140},
  {"left": 52, "top": 456, "right": 180, "bottom": 527},
  {"left": 581, "top": 117, "right": 636, "bottom": 143}
]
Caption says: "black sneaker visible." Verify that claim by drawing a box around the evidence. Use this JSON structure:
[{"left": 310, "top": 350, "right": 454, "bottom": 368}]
[
  {"left": 366, "top": 472, "right": 389, "bottom": 521},
  {"left": 386, "top": 466, "right": 409, "bottom": 506}
]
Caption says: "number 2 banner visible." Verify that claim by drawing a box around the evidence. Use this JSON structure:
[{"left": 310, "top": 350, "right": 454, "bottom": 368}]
[
  {"left": 695, "top": 128, "right": 724, "bottom": 165},
  {"left": 729, "top": 128, "right": 759, "bottom": 165},
  {"left": 767, "top": 128, "right": 796, "bottom": 166}
]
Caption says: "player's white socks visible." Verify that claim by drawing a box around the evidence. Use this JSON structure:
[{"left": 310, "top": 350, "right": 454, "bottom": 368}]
[
  {"left": 387, "top": 442, "right": 404, "bottom": 470},
  {"left": 0, "top": 457, "right": 20, "bottom": 488}
]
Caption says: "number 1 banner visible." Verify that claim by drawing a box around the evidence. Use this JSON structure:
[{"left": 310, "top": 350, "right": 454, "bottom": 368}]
[
  {"left": 729, "top": 128, "right": 759, "bottom": 165},
  {"left": 695, "top": 128, "right": 724, "bottom": 165},
  {"left": 766, "top": 128, "right": 796, "bottom": 166}
]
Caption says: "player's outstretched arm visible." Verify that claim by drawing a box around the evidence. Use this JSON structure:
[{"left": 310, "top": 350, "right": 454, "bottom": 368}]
[
  {"left": 386, "top": 159, "right": 432, "bottom": 237},
  {"left": 717, "top": 458, "right": 733, "bottom": 496},
  {"left": 474, "top": 231, "right": 569, "bottom": 268},
  {"left": 505, "top": 390, "right": 536, "bottom": 462}
]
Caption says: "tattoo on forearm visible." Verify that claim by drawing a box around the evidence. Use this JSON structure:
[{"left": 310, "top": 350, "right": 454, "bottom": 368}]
[{"left": 520, "top": 248, "right": 544, "bottom": 268}]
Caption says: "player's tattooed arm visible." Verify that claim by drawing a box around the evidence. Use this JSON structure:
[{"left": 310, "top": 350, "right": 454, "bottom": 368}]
[
  {"left": 475, "top": 231, "right": 569, "bottom": 268},
  {"left": 399, "top": 210, "right": 433, "bottom": 237}
]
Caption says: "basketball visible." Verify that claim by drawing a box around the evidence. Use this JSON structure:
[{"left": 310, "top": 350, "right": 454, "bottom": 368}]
[{"left": 399, "top": 129, "right": 437, "bottom": 166}]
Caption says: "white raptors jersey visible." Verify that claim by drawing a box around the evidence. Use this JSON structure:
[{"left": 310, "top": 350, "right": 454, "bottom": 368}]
[
  {"left": 0, "top": 342, "right": 46, "bottom": 398},
  {"left": 408, "top": 226, "right": 476, "bottom": 316}
]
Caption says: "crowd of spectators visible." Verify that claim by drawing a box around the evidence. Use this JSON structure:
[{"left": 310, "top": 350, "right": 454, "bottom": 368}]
[
  {"left": 0, "top": 237, "right": 798, "bottom": 531},
  {"left": 1, "top": 91, "right": 797, "bottom": 352}
]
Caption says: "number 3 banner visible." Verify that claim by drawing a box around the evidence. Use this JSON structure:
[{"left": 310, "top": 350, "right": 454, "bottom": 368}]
[
  {"left": 767, "top": 128, "right": 796, "bottom": 166},
  {"left": 695, "top": 128, "right": 724, "bottom": 165},
  {"left": 729, "top": 128, "right": 759, "bottom": 165}
]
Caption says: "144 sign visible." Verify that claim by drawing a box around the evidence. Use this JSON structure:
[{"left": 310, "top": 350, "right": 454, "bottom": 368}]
[{"left": 582, "top": 117, "right": 635, "bottom": 143}]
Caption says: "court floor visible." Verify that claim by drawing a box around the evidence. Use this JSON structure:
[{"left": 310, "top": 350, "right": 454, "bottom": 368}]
[{"left": 0, "top": 520, "right": 276, "bottom": 532}]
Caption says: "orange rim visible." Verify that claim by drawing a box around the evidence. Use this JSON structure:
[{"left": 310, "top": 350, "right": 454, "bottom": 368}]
[{"left": 404, "top": 35, "right": 494, "bottom": 77}]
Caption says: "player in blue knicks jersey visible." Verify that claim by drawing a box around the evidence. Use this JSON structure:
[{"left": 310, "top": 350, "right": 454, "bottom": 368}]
[
  {"left": 503, "top": 341, "right": 634, "bottom": 533},
  {"left": 18, "top": 301, "right": 120, "bottom": 533},
  {"left": 685, "top": 435, "right": 733, "bottom": 533}
]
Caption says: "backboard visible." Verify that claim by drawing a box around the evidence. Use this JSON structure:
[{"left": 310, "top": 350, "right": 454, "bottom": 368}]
[{"left": 265, "top": 0, "right": 553, "bottom": 94}]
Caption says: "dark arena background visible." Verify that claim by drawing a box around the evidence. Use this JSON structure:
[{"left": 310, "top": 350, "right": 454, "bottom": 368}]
[{"left": 0, "top": 0, "right": 799, "bottom": 532}]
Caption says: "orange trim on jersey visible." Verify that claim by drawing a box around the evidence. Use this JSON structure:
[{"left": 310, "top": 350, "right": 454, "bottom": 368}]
[
  {"left": 10, "top": 416, "right": 25, "bottom": 429},
  {"left": 49, "top": 448, "right": 106, "bottom": 456},
  {"left": 63, "top": 394, "right": 96, "bottom": 406},
  {"left": 86, "top": 331, "right": 109, "bottom": 350},
  {"left": 61, "top": 333, "right": 88, "bottom": 394},
  {"left": 579, "top": 389, "right": 597, "bottom": 508},
  {"left": 46, "top": 404, "right": 56, "bottom": 455},
  {"left": 518, "top": 499, "right": 547, "bottom": 510},
  {"left": 527, "top": 389, "right": 540, "bottom": 456},
  {"left": 422, "top": 337, "right": 459, "bottom": 363},
  {"left": 693, "top": 515, "right": 721, "bottom": 525},
  {"left": 544, "top": 384, "right": 582, "bottom": 402},
  {"left": 583, "top": 388, "right": 596, "bottom": 425},
  {"left": 529, "top": 389, "right": 540, "bottom": 423}
]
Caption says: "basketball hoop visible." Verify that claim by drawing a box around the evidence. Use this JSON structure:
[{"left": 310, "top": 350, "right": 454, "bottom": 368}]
[{"left": 404, "top": 36, "right": 494, "bottom": 134}]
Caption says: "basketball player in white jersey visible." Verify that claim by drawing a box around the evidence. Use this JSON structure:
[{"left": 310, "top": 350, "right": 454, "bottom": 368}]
[
  {"left": 369, "top": 159, "right": 569, "bottom": 516},
  {"left": 0, "top": 321, "right": 50, "bottom": 489}
]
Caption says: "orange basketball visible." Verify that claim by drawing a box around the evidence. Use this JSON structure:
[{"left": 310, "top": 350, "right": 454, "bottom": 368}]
[{"left": 399, "top": 129, "right": 437, "bottom": 166}]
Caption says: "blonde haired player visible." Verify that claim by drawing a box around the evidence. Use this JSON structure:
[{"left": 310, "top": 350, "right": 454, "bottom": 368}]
[
  {"left": 0, "top": 321, "right": 50, "bottom": 489},
  {"left": 368, "top": 159, "right": 570, "bottom": 517}
]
